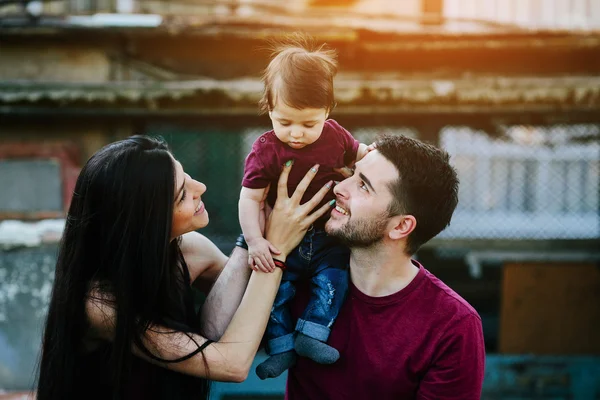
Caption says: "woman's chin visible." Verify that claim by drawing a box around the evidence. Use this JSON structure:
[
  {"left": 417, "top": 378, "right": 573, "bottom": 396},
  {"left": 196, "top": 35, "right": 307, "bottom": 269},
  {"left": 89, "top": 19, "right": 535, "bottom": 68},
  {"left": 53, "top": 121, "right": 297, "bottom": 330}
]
[{"left": 195, "top": 214, "right": 209, "bottom": 229}]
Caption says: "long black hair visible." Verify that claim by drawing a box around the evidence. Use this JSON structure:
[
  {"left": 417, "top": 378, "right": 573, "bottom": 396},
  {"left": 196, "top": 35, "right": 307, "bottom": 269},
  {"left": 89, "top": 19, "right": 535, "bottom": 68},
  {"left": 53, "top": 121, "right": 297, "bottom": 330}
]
[{"left": 37, "top": 136, "right": 209, "bottom": 399}]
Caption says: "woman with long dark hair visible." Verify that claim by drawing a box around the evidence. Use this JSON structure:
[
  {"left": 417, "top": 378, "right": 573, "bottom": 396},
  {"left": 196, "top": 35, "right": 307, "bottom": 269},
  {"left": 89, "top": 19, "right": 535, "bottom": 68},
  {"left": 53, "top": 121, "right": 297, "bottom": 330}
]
[{"left": 36, "top": 135, "right": 331, "bottom": 399}]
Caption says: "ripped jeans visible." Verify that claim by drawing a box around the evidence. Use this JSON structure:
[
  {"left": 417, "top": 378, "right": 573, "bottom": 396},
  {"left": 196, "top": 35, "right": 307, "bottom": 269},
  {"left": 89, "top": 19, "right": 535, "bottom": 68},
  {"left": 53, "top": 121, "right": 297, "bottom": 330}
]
[{"left": 265, "top": 227, "right": 349, "bottom": 356}]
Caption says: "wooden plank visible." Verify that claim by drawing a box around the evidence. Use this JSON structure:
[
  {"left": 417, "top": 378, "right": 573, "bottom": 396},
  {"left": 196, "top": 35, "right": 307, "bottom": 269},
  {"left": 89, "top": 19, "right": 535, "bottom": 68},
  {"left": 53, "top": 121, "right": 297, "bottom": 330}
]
[{"left": 500, "top": 262, "right": 600, "bottom": 354}]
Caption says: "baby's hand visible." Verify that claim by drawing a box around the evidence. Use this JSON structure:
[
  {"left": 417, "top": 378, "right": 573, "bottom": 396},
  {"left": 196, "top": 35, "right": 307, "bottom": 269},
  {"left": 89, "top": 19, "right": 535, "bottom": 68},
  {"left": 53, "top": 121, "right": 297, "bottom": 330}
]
[
  {"left": 247, "top": 237, "right": 281, "bottom": 273},
  {"left": 335, "top": 142, "right": 378, "bottom": 178}
]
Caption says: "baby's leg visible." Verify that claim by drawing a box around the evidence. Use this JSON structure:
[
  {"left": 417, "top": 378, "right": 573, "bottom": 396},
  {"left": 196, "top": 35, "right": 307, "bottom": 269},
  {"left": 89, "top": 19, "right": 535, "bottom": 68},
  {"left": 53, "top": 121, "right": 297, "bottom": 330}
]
[
  {"left": 256, "top": 280, "right": 297, "bottom": 380},
  {"left": 295, "top": 265, "right": 349, "bottom": 364}
]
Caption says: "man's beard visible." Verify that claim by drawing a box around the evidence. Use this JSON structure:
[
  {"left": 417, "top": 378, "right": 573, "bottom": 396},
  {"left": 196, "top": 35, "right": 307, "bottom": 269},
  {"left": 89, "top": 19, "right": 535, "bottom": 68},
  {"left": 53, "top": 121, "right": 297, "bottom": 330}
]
[{"left": 326, "top": 211, "right": 390, "bottom": 248}]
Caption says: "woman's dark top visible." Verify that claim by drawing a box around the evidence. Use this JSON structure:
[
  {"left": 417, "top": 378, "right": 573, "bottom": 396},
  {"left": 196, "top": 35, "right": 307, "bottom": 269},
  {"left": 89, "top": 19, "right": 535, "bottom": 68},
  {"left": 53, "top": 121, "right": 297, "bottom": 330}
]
[{"left": 76, "top": 275, "right": 211, "bottom": 400}]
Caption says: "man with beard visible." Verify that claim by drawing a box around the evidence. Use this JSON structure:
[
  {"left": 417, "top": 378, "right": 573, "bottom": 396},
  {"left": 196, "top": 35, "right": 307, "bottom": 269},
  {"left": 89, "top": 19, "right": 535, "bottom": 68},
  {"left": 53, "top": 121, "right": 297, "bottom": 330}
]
[{"left": 202, "top": 134, "right": 485, "bottom": 400}]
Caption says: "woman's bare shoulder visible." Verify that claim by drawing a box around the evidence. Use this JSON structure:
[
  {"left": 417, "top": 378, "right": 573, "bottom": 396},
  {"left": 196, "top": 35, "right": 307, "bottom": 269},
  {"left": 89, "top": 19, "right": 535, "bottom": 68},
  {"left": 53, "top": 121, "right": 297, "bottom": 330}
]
[{"left": 180, "top": 232, "right": 228, "bottom": 284}]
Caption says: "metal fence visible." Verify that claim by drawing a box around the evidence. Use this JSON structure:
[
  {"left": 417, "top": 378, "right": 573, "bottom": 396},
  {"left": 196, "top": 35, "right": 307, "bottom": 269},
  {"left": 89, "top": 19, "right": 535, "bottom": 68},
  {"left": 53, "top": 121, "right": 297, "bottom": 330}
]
[
  {"left": 158, "top": 121, "right": 600, "bottom": 250},
  {"left": 441, "top": 124, "right": 600, "bottom": 240}
]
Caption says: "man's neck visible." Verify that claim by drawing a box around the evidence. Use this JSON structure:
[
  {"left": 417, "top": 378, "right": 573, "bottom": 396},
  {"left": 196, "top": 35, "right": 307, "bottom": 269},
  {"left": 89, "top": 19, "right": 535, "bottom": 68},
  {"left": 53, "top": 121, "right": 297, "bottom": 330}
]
[{"left": 349, "top": 243, "right": 419, "bottom": 298}]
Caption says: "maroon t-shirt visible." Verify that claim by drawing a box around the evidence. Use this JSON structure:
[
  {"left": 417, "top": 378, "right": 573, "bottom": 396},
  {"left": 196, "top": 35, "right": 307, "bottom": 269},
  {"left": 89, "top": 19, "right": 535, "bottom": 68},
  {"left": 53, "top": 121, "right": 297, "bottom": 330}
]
[
  {"left": 242, "top": 119, "right": 360, "bottom": 212},
  {"left": 287, "top": 261, "right": 486, "bottom": 400}
]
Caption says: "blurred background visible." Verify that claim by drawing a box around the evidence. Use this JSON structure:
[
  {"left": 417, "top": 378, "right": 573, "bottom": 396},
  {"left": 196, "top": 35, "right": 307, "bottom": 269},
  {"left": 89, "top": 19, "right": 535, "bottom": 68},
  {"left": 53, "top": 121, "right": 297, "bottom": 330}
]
[{"left": 0, "top": 0, "right": 599, "bottom": 398}]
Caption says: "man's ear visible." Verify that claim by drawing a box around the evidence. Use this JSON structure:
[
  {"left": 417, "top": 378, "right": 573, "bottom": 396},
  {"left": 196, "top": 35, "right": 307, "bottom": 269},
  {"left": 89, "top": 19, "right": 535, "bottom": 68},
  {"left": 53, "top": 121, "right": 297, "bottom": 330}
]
[{"left": 388, "top": 215, "right": 416, "bottom": 241}]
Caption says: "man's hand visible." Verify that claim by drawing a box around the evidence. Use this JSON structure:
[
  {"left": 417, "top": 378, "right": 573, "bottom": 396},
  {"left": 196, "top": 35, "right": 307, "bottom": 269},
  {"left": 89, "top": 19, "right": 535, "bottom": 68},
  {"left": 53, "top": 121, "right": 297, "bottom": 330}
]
[{"left": 264, "top": 162, "right": 334, "bottom": 260}]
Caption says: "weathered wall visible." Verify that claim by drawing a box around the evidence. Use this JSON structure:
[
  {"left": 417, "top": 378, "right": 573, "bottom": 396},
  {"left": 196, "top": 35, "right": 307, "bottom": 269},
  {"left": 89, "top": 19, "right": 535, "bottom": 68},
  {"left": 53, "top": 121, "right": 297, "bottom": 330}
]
[
  {"left": 0, "top": 42, "right": 110, "bottom": 83},
  {"left": 0, "top": 245, "right": 56, "bottom": 391},
  {"left": 0, "top": 121, "right": 131, "bottom": 162}
]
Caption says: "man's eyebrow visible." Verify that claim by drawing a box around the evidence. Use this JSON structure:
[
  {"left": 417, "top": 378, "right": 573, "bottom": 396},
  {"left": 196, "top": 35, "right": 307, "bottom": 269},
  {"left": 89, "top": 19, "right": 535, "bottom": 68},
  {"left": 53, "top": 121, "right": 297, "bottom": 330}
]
[
  {"left": 175, "top": 176, "right": 186, "bottom": 202},
  {"left": 358, "top": 172, "right": 376, "bottom": 194}
]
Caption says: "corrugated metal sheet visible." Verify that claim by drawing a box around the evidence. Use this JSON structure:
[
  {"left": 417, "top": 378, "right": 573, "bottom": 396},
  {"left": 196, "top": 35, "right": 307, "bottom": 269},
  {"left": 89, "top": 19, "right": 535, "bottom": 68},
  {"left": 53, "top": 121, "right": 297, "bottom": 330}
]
[
  {"left": 0, "top": 79, "right": 261, "bottom": 103},
  {"left": 1, "top": 76, "right": 599, "bottom": 107}
]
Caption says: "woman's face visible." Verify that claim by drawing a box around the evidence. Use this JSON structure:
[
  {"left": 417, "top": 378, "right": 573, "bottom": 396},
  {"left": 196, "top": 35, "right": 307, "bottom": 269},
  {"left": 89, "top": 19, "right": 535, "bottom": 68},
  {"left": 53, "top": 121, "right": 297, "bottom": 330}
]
[{"left": 171, "top": 157, "right": 209, "bottom": 240}]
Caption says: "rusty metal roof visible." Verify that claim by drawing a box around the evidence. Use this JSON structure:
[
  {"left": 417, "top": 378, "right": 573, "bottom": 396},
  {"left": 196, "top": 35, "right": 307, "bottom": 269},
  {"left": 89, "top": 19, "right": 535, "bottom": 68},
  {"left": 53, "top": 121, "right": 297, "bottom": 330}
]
[
  {"left": 2, "top": 76, "right": 600, "bottom": 109},
  {"left": 0, "top": 79, "right": 260, "bottom": 103}
]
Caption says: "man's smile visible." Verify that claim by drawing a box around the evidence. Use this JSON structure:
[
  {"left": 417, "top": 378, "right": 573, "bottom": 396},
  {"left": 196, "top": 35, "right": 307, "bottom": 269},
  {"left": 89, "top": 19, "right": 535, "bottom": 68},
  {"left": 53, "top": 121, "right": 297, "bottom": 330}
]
[{"left": 333, "top": 204, "right": 349, "bottom": 216}]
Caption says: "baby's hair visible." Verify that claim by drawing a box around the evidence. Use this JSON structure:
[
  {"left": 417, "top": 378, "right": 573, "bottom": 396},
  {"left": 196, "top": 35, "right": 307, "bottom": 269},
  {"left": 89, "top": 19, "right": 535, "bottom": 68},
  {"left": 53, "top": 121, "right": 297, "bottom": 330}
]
[{"left": 259, "top": 33, "right": 338, "bottom": 114}]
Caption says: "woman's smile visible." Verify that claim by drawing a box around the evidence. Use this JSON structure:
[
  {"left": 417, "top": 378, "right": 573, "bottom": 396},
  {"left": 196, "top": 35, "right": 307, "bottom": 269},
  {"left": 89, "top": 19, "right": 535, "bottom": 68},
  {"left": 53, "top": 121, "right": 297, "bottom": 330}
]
[{"left": 194, "top": 202, "right": 205, "bottom": 216}]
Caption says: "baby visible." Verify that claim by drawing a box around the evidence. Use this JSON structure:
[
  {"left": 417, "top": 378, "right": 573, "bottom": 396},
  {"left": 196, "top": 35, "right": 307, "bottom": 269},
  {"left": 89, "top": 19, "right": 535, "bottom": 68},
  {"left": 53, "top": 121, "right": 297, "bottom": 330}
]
[{"left": 239, "top": 37, "right": 370, "bottom": 380}]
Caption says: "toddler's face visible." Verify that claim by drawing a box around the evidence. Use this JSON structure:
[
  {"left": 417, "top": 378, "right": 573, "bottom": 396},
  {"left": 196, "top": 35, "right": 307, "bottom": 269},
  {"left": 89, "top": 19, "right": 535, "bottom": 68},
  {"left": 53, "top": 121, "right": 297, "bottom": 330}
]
[{"left": 269, "top": 102, "right": 328, "bottom": 149}]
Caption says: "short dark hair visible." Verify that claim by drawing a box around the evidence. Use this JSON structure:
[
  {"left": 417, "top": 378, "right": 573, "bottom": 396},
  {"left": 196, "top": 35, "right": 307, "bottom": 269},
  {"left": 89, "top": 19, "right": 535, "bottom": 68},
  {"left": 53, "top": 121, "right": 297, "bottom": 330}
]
[
  {"left": 259, "top": 34, "right": 337, "bottom": 114},
  {"left": 376, "top": 134, "right": 459, "bottom": 255}
]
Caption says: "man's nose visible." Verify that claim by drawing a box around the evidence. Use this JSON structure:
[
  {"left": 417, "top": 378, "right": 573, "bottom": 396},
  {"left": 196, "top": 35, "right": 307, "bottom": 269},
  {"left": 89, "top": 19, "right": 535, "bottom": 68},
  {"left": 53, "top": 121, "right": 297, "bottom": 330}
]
[{"left": 333, "top": 179, "right": 348, "bottom": 198}]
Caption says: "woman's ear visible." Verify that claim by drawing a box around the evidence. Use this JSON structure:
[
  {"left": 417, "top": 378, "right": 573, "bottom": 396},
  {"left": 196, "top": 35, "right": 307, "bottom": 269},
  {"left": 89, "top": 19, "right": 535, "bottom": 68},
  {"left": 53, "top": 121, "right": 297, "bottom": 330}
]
[{"left": 388, "top": 215, "right": 416, "bottom": 241}]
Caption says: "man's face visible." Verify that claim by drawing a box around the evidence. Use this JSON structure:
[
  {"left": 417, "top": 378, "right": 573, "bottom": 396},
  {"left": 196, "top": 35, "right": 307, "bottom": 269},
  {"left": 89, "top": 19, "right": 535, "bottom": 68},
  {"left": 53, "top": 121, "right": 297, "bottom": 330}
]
[{"left": 326, "top": 151, "right": 399, "bottom": 248}]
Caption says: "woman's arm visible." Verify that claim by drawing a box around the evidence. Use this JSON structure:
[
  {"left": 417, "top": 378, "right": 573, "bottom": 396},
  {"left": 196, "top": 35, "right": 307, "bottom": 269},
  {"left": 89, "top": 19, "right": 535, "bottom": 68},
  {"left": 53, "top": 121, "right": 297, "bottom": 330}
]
[
  {"left": 87, "top": 162, "right": 333, "bottom": 382},
  {"left": 199, "top": 246, "right": 251, "bottom": 341},
  {"left": 87, "top": 264, "right": 283, "bottom": 382}
]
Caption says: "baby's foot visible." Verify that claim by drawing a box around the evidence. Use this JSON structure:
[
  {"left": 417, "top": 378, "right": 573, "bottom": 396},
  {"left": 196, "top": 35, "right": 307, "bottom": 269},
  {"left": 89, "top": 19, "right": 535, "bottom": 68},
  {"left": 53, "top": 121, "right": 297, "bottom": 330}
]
[
  {"left": 295, "top": 332, "right": 339, "bottom": 364},
  {"left": 255, "top": 351, "right": 297, "bottom": 380}
]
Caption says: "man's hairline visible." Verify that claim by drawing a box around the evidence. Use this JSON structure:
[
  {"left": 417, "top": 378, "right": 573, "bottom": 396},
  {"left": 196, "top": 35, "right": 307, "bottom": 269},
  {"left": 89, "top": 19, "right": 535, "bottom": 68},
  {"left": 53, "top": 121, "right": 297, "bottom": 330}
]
[{"left": 362, "top": 149, "right": 404, "bottom": 215}]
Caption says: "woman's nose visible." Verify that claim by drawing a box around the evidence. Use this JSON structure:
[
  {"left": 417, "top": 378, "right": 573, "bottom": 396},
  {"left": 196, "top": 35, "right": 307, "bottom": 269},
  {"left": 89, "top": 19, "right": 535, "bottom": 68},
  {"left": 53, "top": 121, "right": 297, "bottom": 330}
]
[{"left": 193, "top": 181, "right": 206, "bottom": 197}]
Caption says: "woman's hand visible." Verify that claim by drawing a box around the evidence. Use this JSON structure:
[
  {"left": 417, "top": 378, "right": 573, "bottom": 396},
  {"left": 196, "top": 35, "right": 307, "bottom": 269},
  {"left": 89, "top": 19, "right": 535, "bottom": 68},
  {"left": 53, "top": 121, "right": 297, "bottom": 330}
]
[{"left": 264, "top": 162, "right": 334, "bottom": 259}]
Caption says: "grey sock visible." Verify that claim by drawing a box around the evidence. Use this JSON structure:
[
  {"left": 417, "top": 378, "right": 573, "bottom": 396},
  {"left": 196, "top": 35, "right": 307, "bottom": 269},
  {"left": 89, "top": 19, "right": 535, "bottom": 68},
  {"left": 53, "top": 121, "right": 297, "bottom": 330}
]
[
  {"left": 294, "top": 332, "right": 340, "bottom": 364},
  {"left": 255, "top": 351, "right": 297, "bottom": 380}
]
